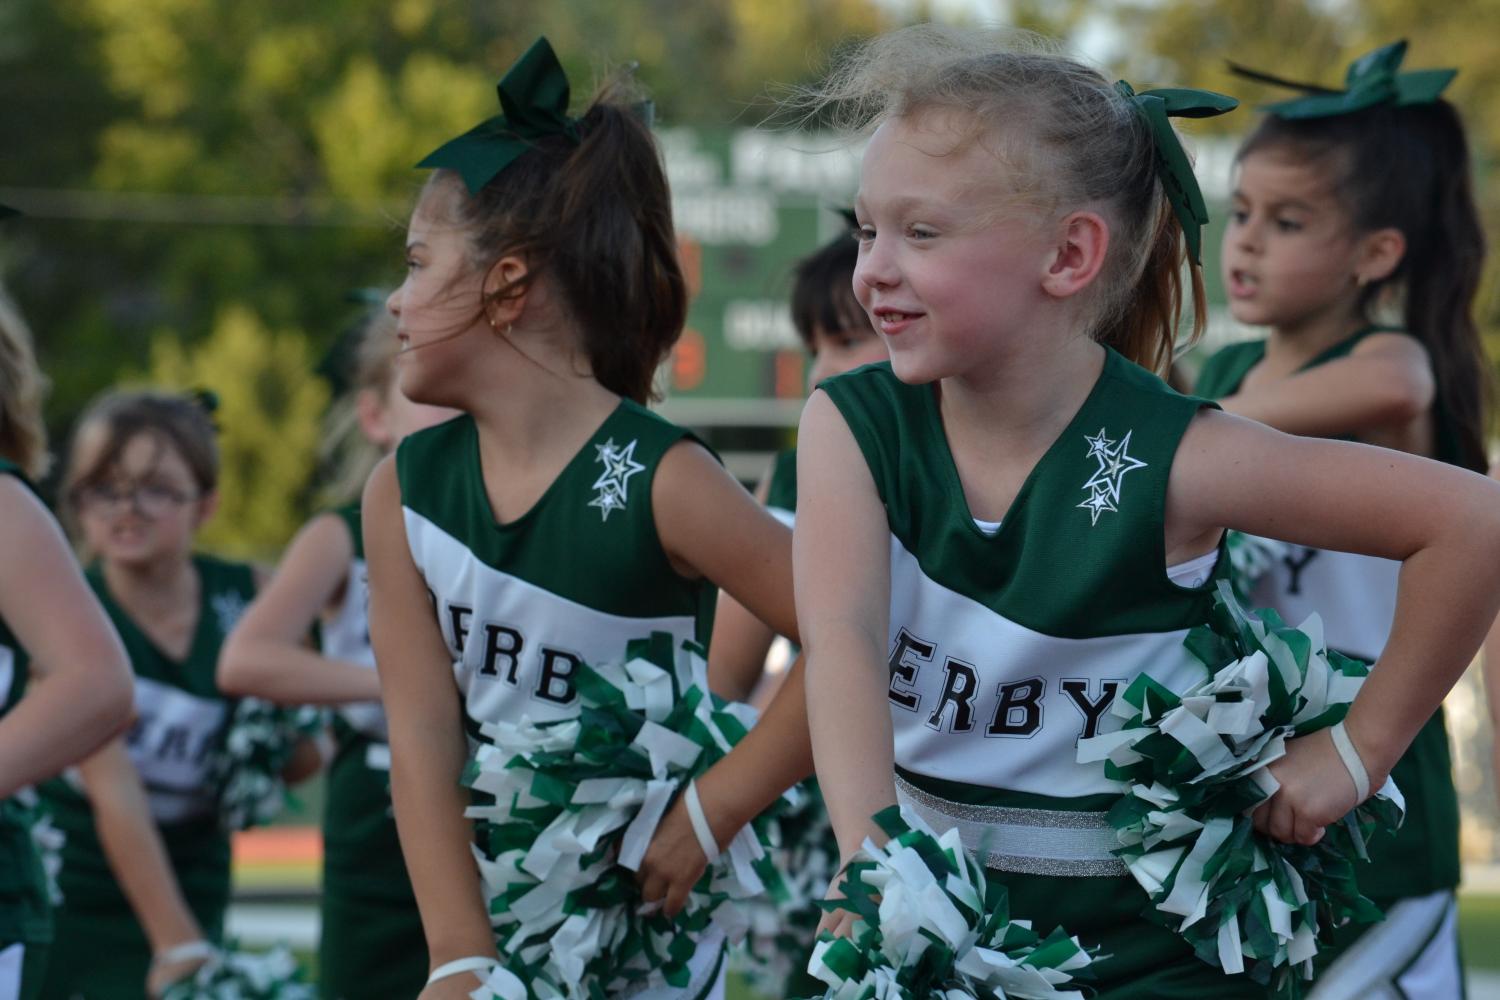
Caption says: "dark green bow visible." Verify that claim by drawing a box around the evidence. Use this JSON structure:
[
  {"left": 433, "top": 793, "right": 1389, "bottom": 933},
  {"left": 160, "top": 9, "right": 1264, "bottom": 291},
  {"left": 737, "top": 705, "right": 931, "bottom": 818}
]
[
  {"left": 1114, "top": 81, "right": 1238, "bottom": 265},
  {"left": 417, "top": 36, "right": 581, "bottom": 194},
  {"left": 1228, "top": 40, "right": 1456, "bottom": 120},
  {"left": 0, "top": 204, "right": 17, "bottom": 221}
]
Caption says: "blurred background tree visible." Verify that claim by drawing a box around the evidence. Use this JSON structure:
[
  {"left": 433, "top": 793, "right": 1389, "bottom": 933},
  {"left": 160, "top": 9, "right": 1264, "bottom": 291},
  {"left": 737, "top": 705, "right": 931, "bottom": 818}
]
[
  {"left": 3, "top": 0, "right": 1500, "bottom": 549},
  {"left": 0, "top": 0, "right": 894, "bottom": 553}
]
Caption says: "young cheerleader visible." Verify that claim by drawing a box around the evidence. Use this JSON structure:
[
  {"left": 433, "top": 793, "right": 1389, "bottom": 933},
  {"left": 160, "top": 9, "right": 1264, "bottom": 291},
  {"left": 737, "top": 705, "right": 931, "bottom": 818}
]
[
  {"left": 1194, "top": 41, "right": 1485, "bottom": 998},
  {"left": 218, "top": 308, "right": 455, "bottom": 999},
  {"left": 792, "top": 26, "right": 1500, "bottom": 998},
  {"left": 38, "top": 390, "right": 300, "bottom": 999},
  {"left": 363, "top": 39, "right": 811, "bottom": 999},
  {"left": 0, "top": 277, "right": 134, "bottom": 999},
  {"left": 708, "top": 226, "right": 887, "bottom": 704}
]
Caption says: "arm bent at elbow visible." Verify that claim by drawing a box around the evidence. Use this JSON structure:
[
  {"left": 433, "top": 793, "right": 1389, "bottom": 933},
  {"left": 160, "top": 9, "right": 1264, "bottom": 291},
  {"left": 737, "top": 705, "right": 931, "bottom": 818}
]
[{"left": 0, "top": 480, "right": 133, "bottom": 796}]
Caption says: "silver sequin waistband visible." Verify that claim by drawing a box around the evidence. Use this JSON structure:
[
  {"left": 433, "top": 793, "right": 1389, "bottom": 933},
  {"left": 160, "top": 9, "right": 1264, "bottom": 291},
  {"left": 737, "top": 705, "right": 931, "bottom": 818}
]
[{"left": 894, "top": 773, "right": 1128, "bottom": 877}]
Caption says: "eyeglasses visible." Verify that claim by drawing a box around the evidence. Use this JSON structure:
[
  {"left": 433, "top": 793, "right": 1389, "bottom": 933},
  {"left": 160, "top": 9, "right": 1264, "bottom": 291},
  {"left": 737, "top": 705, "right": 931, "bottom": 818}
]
[{"left": 73, "top": 482, "right": 200, "bottom": 518}]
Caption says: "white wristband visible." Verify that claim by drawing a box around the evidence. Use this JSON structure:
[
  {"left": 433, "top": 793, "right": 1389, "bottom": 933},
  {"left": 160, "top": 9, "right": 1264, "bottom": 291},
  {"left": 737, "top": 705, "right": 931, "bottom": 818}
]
[
  {"left": 426, "top": 956, "right": 498, "bottom": 986},
  {"left": 683, "top": 780, "right": 721, "bottom": 863},
  {"left": 152, "top": 939, "right": 215, "bottom": 967},
  {"left": 1329, "top": 721, "right": 1371, "bottom": 802}
]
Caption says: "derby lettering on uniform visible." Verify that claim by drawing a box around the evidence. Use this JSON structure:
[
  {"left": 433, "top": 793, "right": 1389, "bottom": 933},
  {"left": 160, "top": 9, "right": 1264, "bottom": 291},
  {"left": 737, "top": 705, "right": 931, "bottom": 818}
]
[
  {"left": 887, "top": 631, "right": 1134, "bottom": 744},
  {"left": 478, "top": 622, "right": 524, "bottom": 683},
  {"left": 986, "top": 677, "right": 1045, "bottom": 738},
  {"left": 535, "top": 648, "right": 582, "bottom": 705},
  {"left": 127, "top": 678, "right": 229, "bottom": 822},
  {"left": 1282, "top": 547, "right": 1319, "bottom": 595},
  {"left": 926, "top": 657, "right": 979, "bottom": 734},
  {"left": 447, "top": 601, "right": 473, "bottom": 652},
  {"left": 1061, "top": 678, "right": 1121, "bottom": 741},
  {"left": 887, "top": 627, "right": 933, "bottom": 712}
]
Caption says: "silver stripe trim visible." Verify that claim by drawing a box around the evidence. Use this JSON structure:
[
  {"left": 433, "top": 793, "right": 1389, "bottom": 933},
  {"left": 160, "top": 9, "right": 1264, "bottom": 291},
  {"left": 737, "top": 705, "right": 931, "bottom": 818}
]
[{"left": 894, "top": 773, "right": 1128, "bottom": 878}]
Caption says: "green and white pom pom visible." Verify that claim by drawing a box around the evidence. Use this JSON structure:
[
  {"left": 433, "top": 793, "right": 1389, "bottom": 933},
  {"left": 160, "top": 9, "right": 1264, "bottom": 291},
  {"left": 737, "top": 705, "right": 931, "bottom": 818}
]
[
  {"left": 1224, "top": 531, "right": 1287, "bottom": 601},
  {"left": 462, "top": 633, "right": 786, "bottom": 999},
  {"left": 732, "top": 779, "right": 841, "bottom": 997},
  {"left": 208, "top": 699, "right": 327, "bottom": 831},
  {"left": 10, "top": 786, "right": 63, "bottom": 904},
  {"left": 1077, "top": 582, "right": 1404, "bottom": 998},
  {"left": 158, "top": 943, "right": 315, "bottom": 999},
  {"left": 804, "top": 806, "right": 1096, "bottom": 1000}
]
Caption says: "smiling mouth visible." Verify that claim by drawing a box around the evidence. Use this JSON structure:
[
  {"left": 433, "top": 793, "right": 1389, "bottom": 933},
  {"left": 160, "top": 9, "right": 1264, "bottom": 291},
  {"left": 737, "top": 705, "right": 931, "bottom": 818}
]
[{"left": 873, "top": 307, "right": 923, "bottom": 332}]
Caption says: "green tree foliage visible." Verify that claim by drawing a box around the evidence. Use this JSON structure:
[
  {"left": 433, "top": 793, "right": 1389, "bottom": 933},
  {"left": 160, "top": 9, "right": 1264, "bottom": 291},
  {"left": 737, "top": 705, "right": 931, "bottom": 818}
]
[
  {"left": 145, "top": 306, "right": 328, "bottom": 558},
  {"left": 0, "top": 0, "right": 891, "bottom": 547}
]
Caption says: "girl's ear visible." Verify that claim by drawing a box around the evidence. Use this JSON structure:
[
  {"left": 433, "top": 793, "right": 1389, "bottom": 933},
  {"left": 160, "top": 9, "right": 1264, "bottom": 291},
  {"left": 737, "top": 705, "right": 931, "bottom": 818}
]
[
  {"left": 193, "top": 489, "right": 220, "bottom": 529},
  {"left": 1356, "top": 227, "right": 1406, "bottom": 285},
  {"left": 482, "top": 255, "right": 530, "bottom": 330},
  {"left": 355, "top": 387, "right": 394, "bottom": 451},
  {"left": 1041, "top": 211, "right": 1110, "bottom": 300}
]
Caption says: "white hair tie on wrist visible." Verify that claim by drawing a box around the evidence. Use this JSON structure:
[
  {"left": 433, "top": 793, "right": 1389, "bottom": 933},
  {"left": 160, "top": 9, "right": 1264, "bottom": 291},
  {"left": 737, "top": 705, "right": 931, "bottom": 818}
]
[
  {"left": 1329, "top": 721, "right": 1371, "bottom": 802},
  {"left": 151, "top": 940, "right": 215, "bottom": 968},
  {"left": 683, "top": 780, "right": 721, "bottom": 863},
  {"left": 426, "top": 956, "right": 498, "bottom": 986}
]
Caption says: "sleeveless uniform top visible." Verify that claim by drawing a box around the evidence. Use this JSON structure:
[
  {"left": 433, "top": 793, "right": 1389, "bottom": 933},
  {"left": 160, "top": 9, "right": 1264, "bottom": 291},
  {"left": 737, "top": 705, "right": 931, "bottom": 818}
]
[
  {"left": 397, "top": 405, "right": 721, "bottom": 994},
  {"left": 42, "top": 554, "right": 256, "bottom": 921},
  {"left": 396, "top": 405, "right": 716, "bottom": 737},
  {"left": 821, "top": 351, "right": 1225, "bottom": 835},
  {"left": 818, "top": 355, "right": 1280, "bottom": 997},
  {"left": 322, "top": 503, "right": 385, "bottom": 742},
  {"left": 1196, "top": 327, "right": 1460, "bottom": 899},
  {"left": 319, "top": 502, "right": 416, "bottom": 904},
  {"left": 763, "top": 449, "right": 797, "bottom": 527},
  {"left": 0, "top": 460, "right": 54, "bottom": 946}
]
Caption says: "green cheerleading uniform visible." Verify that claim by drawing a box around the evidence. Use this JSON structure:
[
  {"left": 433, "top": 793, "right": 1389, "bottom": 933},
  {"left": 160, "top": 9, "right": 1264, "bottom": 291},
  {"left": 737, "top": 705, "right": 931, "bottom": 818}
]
[
  {"left": 396, "top": 404, "right": 723, "bottom": 998},
  {"left": 1197, "top": 328, "right": 1463, "bottom": 993},
  {"left": 317, "top": 503, "right": 426, "bottom": 1000},
  {"left": 821, "top": 352, "right": 1264, "bottom": 998},
  {"left": 762, "top": 449, "right": 797, "bottom": 527},
  {"left": 39, "top": 555, "right": 255, "bottom": 1000},
  {"left": 0, "top": 461, "right": 55, "bottom": 1000}
]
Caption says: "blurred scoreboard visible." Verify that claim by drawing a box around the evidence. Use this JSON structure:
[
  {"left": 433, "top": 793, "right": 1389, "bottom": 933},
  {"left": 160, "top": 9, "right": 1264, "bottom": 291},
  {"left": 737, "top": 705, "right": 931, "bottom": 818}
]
[{"left": 660, "top": 128, "right": 861, "bottom": 406}]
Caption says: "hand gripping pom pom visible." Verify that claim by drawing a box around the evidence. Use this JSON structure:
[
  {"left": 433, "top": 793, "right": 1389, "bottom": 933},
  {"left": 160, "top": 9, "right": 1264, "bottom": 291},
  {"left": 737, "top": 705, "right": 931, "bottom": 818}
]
[
  {"left": 1077, "top": 582, "right": 1405, "bottom": 998},
  {"left": 461, "top": 634, "right": 789, "bottom": 998},
  {"left": 208, "top": 699, "right": 328, "bottom": 832},
  {"left": 800, "top": 806, "right": 1098, "bottom": 1000},
  {"left": 157, "top": 942, "right": 315, "bottom": 999}
]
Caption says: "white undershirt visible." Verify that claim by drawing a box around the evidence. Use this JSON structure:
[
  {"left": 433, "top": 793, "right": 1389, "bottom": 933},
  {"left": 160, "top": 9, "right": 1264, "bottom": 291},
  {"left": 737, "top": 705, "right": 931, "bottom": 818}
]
[{"left": 971, "top": 518, "right": 1220, "bottom": 588}]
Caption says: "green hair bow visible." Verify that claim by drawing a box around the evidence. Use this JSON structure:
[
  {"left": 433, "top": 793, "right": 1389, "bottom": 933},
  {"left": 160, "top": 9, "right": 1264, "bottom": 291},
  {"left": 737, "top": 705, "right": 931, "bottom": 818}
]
[
  {"left": 1114, "top": 81, "right": 1238, "bottom": 265},
  {"left": 417, "top": 36, "right": 580, "bottom": 194},
  {"left": 0, "top": 204, "right": 18, "bottom": 221},
  {"left": 1228, "top": 40, "right": 1456, "bottom": 120}
]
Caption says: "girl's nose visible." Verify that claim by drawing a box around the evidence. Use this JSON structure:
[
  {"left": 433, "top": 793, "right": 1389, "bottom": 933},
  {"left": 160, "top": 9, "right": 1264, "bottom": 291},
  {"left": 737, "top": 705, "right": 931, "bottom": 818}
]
[{"left": 854, "top": 236, "right": 897, "bottom": 290}]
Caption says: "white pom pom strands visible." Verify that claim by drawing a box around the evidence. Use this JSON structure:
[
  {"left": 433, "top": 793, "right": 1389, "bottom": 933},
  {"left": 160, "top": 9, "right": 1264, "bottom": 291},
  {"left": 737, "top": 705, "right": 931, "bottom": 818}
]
[
  {"left": 805, "top": 805, "right": 1097, "bottom": 1000},
  {"left": 1076, "top": 582, "right": 1404, "bottom": 999}
]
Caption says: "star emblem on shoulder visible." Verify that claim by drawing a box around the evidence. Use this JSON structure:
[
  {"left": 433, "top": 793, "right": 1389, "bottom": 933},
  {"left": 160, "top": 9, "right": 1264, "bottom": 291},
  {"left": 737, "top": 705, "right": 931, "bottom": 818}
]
[
  {"left": 589, "top": 438, "right": 645, "bottom": 522},
  {"left": 1077, "top": 427, "right": 1148, "bottom": 526}
]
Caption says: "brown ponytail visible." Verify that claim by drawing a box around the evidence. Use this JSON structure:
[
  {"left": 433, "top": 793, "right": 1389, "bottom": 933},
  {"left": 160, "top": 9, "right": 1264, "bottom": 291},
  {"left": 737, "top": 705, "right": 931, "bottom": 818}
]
[
  {"left": 0, "top": 290, "right": 49, "bottom": 480},
  {"left": 1096, "top": 195, "right": 1206, "bottom": 376},
  {"left": 430, "top": 73, "right": 686, "bottom": 404}
]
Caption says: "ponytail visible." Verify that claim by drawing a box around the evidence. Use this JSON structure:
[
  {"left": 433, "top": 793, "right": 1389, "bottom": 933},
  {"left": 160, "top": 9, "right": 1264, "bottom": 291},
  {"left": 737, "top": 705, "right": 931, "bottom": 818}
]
[
  {"left": 1388, "top": 101, "right": 1487, "bottom": 472},
  {"left": 1097, "top": 195, "right": 1207, "bottom": 376},
  {"left": 1241, "top": 100, "right": 1489, "bottom": 471},
  {"left": 429, "top": 72, "right": 685, "bottom": 405},
  {"left": 0, "top": 288, "right": 49, "bottom": 480}
]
